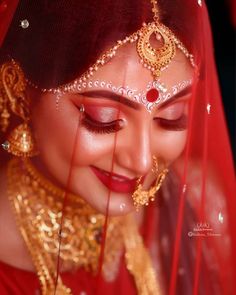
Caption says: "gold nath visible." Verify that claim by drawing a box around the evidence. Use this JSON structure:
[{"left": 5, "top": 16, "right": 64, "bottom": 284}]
[{"left": 132, "top": 156, "right": 168, "bottom": 211}]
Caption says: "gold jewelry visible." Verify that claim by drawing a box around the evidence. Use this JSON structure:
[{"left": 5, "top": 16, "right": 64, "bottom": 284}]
[
  {"left": 0, "top": 61, "right": 38, "bottom": 157},
  {"left": 7, "top": 158, "right": 124, "bottom": 294},
  {"left": 140, "top": 0, "right": 195, "bottom": 77},
  {"left": 137, "top": 21, "right": 176, "bottom": 79},
  {"left": 26, "top": 0, "right": 195, "bottom": 94},
  {"left": 7, "top": 158, "right": 162, "bottom": 294},
  {"left": 123, "top": 214, "right": 162, "bottom": 295},
  {"left": 4, "top": 123, "right": 38, "bottom": 157},
  {"left": 132, "top": 156, "right": 168, "bottom": 211},
  {"left": 137, "top": 0, "right": 176, "bottom": 78}
]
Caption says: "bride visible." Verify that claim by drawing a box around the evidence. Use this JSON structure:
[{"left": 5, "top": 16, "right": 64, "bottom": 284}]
[{"left": 0, "top": 0, "right": 235, "bottom": 294}]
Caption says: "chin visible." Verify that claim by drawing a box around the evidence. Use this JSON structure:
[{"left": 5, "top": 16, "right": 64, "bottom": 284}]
[
  {"left": 69, "top": 167, "right": 137, "bottom": 216},
  {"left": 78, "top": 190, "right": 135, "bottom": 217}
]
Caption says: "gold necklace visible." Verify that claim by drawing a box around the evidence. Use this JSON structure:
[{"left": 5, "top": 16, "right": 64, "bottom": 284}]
[
  {"left": 123, "top": 214, "right": 162, "bottom": 295},
  {"left": 7, "top": 158, "right": 161, "bottom": 295},
  {"left": 7, "top": 158, "right": 124, "bottom": 294}
]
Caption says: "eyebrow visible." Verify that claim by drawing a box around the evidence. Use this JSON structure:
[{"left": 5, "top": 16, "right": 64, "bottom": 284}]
[
  {"left": 79, "top": 90, "right": 141, "bottom": 110},
  {"left": 79, "top": 85, "right": 192, "bottom": 110}
]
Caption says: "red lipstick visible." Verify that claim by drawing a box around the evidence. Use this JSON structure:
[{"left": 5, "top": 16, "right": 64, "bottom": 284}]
[{"left": 91, "top": 166, "right": 137, "bottom": 194}]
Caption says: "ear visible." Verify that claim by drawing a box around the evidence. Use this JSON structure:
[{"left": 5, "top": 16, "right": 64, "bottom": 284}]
[{"left": 0, "top": 61, "right": 29, "bottom": 133}]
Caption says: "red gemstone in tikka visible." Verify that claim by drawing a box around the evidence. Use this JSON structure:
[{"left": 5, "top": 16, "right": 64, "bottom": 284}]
[{"left": 146, "top": 88, "right": 159, "bottom": 102}]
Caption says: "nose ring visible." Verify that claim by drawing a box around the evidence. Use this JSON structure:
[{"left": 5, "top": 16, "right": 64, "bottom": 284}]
[{"left": 132, "top": 156, "right": 168, "bottom": 211}]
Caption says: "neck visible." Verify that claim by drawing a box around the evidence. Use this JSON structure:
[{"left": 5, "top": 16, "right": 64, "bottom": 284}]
[
  {"left": 1, "top": 157, "right": 161, "bottom": 294},
  {"left": 6, "top": 157, "right": 124, "bottom": 278}
]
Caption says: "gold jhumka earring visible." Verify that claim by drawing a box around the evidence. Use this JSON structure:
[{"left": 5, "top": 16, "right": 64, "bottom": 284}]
[
  {"left": 132, "top": 156, "right": 168, "bottom": 211},
  {"left": 0, "top": 61, "right": 38, "bottom": 157}
]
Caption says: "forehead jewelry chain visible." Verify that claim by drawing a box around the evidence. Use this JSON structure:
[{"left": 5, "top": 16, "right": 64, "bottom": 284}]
[{"left": 25, "top": 0, "right": 195, "bottom": 107}]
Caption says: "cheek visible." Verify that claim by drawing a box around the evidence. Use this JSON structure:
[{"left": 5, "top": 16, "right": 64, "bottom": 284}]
[
  {"left": 154, "top": 131, "right": 187, "bottom": 164},
  {"left": 74, "top": 129, "right": 117, "bottom": 165}
]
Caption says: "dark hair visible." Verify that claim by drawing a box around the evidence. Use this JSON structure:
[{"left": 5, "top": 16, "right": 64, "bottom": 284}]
[{"left": 2, "top": 0, "right": 198, "bottom": 89}]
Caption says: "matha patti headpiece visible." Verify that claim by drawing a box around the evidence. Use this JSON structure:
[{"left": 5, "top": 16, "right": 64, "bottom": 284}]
[{"left": 26, "top": 0, "right": 195, "bottom": 102}]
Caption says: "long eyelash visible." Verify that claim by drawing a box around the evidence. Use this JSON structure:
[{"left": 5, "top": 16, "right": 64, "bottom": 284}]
[
  {"left": 81, "top": 113, "right": 123, "bottom": 134},
  {"left": 155, "top": 115, "right": 187, "bottom": 131}
]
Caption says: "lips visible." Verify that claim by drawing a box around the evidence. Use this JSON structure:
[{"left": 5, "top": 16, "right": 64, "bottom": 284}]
[{"left": 90, "top": 166, "right": 137, "bottom": 194}]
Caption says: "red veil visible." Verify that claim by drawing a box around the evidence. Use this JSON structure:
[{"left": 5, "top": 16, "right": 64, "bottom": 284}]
[{"left": 0, "top": 1, "right": 235, "bottom": 295}]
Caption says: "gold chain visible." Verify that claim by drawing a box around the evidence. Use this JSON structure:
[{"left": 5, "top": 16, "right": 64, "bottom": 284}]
[{"left": 151, "top": 0, "right": 160, "bottom": 22}]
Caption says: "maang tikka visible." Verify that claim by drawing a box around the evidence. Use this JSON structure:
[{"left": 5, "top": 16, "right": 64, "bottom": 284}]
[
  {"left": 0, "top": 61, "right": 38, "bottom": 157},
  {"left": 26, "top": 0, "right": 195, "bottom": 108}
]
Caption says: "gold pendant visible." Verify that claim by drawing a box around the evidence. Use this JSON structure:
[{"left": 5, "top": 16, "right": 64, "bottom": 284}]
[{"left": 137, "top": 22, "right": 176, "bottom": 78}]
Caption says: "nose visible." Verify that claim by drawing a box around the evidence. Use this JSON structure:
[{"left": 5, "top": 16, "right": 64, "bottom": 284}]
[{"left": 115, "top": 125, "right": 153, "bottom": 176}]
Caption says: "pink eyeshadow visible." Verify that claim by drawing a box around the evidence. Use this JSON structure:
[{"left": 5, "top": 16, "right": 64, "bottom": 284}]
[{"left": 84, "top": 105, "right": 120, "bottom": 122}]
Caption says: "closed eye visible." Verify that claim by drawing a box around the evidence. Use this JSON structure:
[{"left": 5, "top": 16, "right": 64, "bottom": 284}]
[
  {"left": 81, "top": 112, "right": 124, "bottom": 134},
  {"left": 154, "top": 115, "right": 187, "bottom": 131},
  {"left": 154, "top": 101, "right": 188, "bottom": 131}
]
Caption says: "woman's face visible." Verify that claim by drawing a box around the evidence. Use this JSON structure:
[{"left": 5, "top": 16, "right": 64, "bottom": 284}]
[{"left": 30, "top": 44, "right": 193, "bottom": 216}]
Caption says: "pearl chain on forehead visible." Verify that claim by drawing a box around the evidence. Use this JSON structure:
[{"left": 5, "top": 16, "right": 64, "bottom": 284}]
[{"left": 55, "top": 78, "right": 192, "bottom": 112}]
